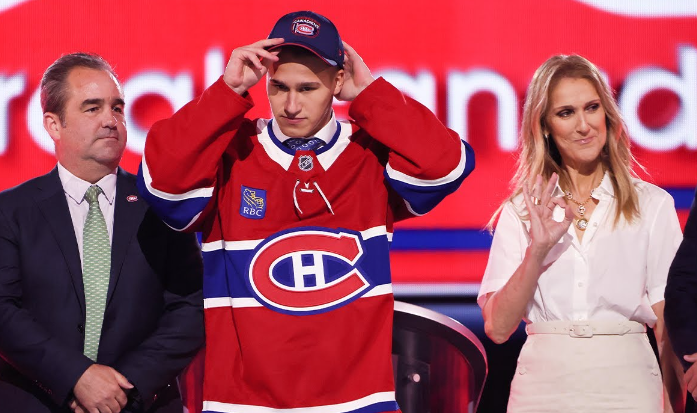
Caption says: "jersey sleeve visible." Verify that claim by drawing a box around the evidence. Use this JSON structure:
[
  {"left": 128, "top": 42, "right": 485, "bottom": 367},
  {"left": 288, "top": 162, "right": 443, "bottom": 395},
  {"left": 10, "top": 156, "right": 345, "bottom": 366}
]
[
  {"left": 136, "top": 77, "right": 254, "bottom": 231},
  {"left": 348, "top": 77, "right": 475, "bottom": 216}
]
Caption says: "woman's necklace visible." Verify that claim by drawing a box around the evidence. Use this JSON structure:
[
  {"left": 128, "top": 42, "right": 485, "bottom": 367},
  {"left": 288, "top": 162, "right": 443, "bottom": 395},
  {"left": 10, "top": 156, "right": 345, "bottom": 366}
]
[{"left": 565, "top": 184, "right": 601, "bottom": 231}]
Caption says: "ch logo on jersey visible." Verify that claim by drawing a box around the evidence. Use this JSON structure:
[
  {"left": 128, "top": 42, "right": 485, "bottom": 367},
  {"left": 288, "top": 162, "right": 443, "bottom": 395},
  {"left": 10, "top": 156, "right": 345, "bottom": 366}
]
[
  {"left": 240, "top": 186, "right": 266, "bottom": 219},
  {"left": 291, "top": 17, "right": 320, "bottom": 38},
  {"left": 248, "top": 228, "right": 370, "bottom": 315},
  {"left": 298, "top": 155, "right": 313, "bottom": 171}
]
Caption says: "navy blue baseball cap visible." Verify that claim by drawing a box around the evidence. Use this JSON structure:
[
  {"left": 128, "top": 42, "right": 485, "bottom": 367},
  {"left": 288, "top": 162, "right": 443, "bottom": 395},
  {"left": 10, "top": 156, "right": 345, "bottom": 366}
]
[{"left": 268, "top": 11, "right": 345, "bottom": 68}]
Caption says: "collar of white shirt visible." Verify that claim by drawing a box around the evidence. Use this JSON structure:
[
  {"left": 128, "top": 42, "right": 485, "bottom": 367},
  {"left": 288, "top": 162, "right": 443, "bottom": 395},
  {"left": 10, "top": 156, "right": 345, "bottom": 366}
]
[
  {"left": 271, "top": 111, "right": 337, "bottom": 144},
  {"left": 552, "top": 171, "right": 614, "bottom": 199},
  {"left": 56, "top": 163, "right": 117, "bottom": 206}
]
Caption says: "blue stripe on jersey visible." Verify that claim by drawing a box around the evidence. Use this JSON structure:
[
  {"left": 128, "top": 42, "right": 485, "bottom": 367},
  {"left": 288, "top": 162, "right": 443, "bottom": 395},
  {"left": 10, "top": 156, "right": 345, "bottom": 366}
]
[
  {"left": 346, "top": 401, "right": 400, "bottom": 413},
  {"left": 201, "top": 400, "right": 399, "bottom": 413},
  {"left": 136, "top": 164, "right": 211, "bottom": 231},
  {"left": 202, "top": 248, "right": 255, "bottom": 299},
  {"left": 201, "top": 233, "right": 392, "bottom": 300},
  {"left": 385, "top": 140, "right": 475, "bottom": 215}
]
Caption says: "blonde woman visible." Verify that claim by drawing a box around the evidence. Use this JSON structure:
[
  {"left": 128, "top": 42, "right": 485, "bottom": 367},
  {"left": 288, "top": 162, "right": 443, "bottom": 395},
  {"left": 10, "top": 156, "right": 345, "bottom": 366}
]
[{"left": 478, "top": 54, "right": 685, "bottom": 412}]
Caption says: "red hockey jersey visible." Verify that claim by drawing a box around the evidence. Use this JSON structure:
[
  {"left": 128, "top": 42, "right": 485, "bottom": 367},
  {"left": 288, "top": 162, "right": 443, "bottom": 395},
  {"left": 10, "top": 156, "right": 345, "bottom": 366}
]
[{"left": 137, "top": 77, "right": 474, "bottom": 413}]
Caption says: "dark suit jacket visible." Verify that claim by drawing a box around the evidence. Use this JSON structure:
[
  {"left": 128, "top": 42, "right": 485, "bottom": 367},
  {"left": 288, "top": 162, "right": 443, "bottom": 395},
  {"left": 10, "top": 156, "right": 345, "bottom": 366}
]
[
  {"left": 0, "top": 167, "right": 204, "bottom": 413},
  {"left": 665, "top": 186, "right": 697, "bottom": 412}
]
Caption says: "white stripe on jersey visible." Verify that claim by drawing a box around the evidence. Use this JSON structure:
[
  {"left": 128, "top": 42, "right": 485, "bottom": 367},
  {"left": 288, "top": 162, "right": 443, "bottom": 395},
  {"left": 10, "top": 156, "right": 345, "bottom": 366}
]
[
  {"left": 163, "top": 211, "right": 203, "bottom": 232},
  {"left": 385, "top": 139, "right": 469, "bottom": 187},
  {"left": 140, "top": 154, "right": 214, "bottom": 200},
  {"left": 201, "top": 239, "right": 263, "bottom": 252},
  {"left": 403, "top": 199, "right": 425, "bottom": 217},
  {"left": 360, "top": 225, "right": 386, "bottom": 240},
  {"left": 201, "top": 226, "right": 392, "bottom": 252},
  {"left": 204, "top": 297, "right": 262, "bottom": 309},
  {"left": 203, "top": 284, "right": 392, "bottom": 309},
  {"left": 362, "top": 284, "right": 394, "bottom": 297},
  {"left": 202, "top": 391, "right": 396, "bottom": 413}
]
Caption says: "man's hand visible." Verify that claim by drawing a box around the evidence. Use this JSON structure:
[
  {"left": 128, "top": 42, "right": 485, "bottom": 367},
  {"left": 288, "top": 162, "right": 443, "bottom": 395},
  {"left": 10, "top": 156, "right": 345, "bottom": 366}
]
[
  {"left": 223, "top": 38, "right": 284, "bottom": 96},
  {"left": 69, "top": 399, "right": 86, "bottom": 413},
  {"left": 684, "top": 353, "right": 697, "bottom": 400},
  {"left": 335, "top": 42, "right": 375, "bottom": 102},
  {"left": 72, "top": 364, "right": 133, "bottom": 413}
]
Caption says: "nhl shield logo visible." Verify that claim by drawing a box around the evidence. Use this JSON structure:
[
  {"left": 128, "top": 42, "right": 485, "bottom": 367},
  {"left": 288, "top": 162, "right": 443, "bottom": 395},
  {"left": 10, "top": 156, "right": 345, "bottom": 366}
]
[{"left": 298, "top": 155, "right": 313, "bottom": 171}]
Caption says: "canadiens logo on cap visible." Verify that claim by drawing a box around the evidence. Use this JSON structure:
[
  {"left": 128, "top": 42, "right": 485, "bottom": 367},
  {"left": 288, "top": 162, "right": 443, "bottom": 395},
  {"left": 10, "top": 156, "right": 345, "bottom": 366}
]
[
  {"left": 268, "top": 11, "right": 344, "bottom": 68},
  {"left": 291, "top": 17, "right": 319, "bottom": 38}
]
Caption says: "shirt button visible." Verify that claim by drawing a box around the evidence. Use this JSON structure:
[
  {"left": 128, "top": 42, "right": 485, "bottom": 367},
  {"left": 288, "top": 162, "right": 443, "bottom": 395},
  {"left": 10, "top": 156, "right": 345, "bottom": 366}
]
[
  {"left": 577, "top": 282, "right": 583, "bottom": 287},
  {"left": 593, "top": 223, "right": 598, "bottom": 227}
]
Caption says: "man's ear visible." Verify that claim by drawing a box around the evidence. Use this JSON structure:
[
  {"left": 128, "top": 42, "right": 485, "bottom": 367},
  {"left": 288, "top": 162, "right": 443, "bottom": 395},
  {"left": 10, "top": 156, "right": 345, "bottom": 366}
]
[
  {"left": 333, "top": 69, "right": 345, "bottom": 96},
  {"left": 43, "top": 112, "right": 62, "bottom": 143}
]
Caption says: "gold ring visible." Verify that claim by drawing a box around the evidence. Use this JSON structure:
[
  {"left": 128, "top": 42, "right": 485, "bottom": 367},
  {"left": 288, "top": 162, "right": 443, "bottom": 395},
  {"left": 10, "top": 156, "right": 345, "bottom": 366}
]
[{"left": 532, "top": 197, "right": 541, "bottom": 206}]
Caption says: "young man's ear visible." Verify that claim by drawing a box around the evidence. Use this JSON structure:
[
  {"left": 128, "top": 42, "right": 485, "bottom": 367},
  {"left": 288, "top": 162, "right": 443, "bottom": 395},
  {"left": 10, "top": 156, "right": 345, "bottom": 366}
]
[
  {"left": 43, "top": 112, "right": 62, "bottom": 143},
  {"left": 333, "top": 69, "right": 345, "bottom": 96}
]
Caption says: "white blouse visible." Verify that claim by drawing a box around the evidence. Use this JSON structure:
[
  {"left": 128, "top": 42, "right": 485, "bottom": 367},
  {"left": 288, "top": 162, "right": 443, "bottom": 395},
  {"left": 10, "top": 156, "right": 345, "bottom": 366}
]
[{"left": 478, "top": 174, "right": 682, "bottom": 327}]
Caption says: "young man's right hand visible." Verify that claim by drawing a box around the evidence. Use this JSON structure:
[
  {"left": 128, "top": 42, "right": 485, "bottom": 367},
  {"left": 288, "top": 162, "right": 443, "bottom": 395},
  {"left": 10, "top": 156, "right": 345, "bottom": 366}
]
[{"left": 223, "top": 38, "right": 284, "bottom": 96}]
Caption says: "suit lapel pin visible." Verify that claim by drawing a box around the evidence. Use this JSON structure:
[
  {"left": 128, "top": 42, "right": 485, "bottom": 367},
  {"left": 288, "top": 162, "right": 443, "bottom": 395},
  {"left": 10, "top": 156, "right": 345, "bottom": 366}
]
[{"left": 126, "top": 195, "right": 138, "bottom": 202}]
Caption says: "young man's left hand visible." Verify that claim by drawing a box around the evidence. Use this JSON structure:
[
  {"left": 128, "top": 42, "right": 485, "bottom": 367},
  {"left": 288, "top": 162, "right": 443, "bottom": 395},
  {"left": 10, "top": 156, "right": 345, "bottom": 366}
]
[{"left": 336, "top": 42, "right": 375, "bottom": 101}]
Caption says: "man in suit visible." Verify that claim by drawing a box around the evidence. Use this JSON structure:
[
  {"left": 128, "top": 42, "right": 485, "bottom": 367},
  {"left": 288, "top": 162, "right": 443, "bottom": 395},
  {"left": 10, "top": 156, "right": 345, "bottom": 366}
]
[
  {"left": 0, "top": 53, "right": 204, "bottom": 413},
  {"left": 666, "top": 187, "right": 697, "bottom": 412}
]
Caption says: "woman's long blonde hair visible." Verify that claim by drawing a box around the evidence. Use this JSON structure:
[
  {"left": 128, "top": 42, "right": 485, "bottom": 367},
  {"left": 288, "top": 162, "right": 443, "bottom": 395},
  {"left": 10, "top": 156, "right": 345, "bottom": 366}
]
[{"left": 489, "top": 54, "right": 642, "bottom": 229}]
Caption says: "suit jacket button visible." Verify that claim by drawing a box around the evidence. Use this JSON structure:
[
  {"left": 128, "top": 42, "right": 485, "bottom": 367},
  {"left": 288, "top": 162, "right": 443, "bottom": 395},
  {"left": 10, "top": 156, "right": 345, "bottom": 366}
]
[{"left": 77, "top": 324, "right": 84, "bottom": 334}]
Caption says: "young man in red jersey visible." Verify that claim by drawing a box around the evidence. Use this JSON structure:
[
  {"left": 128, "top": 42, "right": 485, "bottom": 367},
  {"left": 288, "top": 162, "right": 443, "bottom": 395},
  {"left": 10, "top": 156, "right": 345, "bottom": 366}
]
[{"left": 138, "top": 10, "right": 474, "bottom": 413}]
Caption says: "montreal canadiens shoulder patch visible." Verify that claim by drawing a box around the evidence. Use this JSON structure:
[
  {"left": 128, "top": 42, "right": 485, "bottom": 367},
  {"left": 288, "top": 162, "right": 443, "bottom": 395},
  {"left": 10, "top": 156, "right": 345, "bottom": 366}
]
[{"left": 247, "top": 227, "right": 372, "bottom": 315}]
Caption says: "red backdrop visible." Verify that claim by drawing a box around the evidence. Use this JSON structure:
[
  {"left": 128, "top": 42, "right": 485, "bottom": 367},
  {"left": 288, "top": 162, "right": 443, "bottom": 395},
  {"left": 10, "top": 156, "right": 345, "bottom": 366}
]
[{"left": 1, "top": 0, "right": 696, "bottom": 289}]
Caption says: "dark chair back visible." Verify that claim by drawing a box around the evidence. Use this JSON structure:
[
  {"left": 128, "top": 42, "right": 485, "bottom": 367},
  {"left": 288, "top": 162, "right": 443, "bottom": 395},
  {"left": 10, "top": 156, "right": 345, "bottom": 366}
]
[{"left": 393, "top": 301, "right": 488, "bottom": 413}]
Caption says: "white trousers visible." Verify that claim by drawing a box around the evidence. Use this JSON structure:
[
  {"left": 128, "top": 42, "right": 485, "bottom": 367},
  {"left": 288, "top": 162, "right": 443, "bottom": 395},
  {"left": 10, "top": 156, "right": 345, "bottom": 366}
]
[{"left": 507, "top": 323, "right": 663, "bottom": 412}]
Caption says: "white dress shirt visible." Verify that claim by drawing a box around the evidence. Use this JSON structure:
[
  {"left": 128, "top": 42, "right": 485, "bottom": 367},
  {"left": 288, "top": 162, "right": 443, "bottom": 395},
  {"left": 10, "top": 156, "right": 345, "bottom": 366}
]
[
  {"left": 271, "top": 112, "right": 338, "bottom": 143},
  {"left": 478, "top": 173, "right": 682, "bottom": 327},
  {"left": 57, "top": 163, "right": 117, "bottom": 268}
]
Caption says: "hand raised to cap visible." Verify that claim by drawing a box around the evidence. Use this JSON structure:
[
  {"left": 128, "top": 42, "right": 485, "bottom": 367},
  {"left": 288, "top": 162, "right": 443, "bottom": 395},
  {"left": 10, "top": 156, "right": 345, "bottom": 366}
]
[
  {"left": 223, "top": 38, "right": 284, "bottom": 96},
  {"left": 335, "top": 41, "right": 375, "bottom": 102}
]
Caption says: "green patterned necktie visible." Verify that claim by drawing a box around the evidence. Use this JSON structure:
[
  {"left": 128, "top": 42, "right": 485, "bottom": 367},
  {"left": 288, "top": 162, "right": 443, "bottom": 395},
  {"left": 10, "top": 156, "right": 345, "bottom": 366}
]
[{"left": 82, "top": 185, "right": 111, "bottom": 361}]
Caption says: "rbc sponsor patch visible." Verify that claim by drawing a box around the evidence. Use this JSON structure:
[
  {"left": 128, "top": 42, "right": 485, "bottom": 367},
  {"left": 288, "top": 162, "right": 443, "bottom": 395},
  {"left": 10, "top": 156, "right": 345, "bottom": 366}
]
[
  {"left": 247, "top": 227, "right": 371, "bottom": 315},
  {"left": 240, "top": 186, "right": 266, "bottom": 219}
]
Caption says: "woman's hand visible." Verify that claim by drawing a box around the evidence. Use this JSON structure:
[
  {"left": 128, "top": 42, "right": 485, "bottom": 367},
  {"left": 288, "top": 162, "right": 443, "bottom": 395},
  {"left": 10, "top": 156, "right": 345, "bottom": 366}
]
[{"left": 521, "top": 173, "right": 575, "bottom": 259}]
